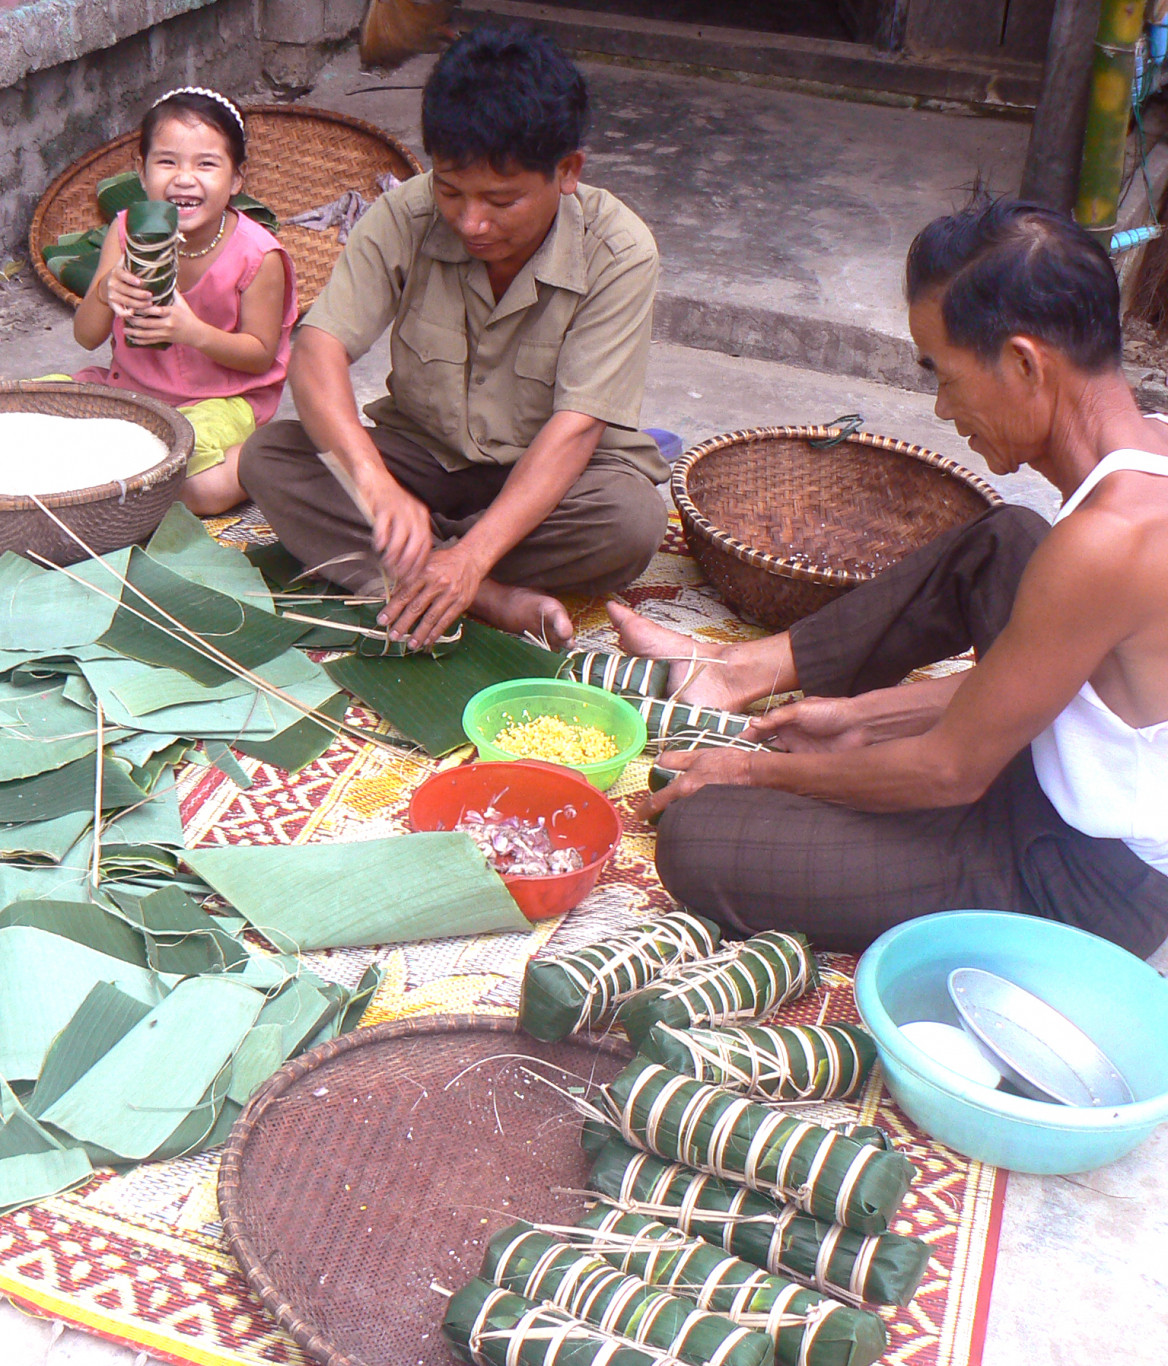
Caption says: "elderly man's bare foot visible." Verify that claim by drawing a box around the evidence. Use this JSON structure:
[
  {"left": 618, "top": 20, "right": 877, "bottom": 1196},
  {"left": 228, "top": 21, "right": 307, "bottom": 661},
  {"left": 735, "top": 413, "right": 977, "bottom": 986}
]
[
  {"left": 606, "top": 600, "right": 796, "bottom": 711},
  {"left": 473, "top": 579, "right": 574, "bottom": 649}
]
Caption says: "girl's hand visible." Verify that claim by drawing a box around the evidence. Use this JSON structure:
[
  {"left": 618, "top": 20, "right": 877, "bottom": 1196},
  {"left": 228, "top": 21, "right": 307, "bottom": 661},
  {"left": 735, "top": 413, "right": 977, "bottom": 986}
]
[
  {"left": 101, "top": 265, "right": 153, "bottom": 318},
  {"left": 123, "top": 291, "right": 206, "bottom": 349}
]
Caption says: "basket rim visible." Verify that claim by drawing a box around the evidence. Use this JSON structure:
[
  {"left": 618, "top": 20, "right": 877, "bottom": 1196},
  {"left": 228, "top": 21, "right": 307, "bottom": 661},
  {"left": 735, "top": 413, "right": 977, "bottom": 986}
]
[
  {"left": 671, "top": 423, "right": 1004, "bottom": 589},
  {"left": 217, "top": 1012, "right": 632, "bottom": 1366},
  {"left": 29, "top": 103, "right": 425, "bottom": 310},
  {"left": 0, "top": 380, "right": 194, "bottom": 512}
]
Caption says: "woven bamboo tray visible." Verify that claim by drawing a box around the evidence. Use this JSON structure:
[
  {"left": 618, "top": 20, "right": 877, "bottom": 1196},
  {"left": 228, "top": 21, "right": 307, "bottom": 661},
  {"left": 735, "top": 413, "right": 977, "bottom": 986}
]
[
  {"left": 0, "top": 380, "right": 193, "bottom": 566},
  {"left": 219, "top": 1014, "right": 632, "bottom": 1366},
  {"left": 29, "top": 105, "right": 423, "bottom": 315},
  {"left": 672, "top": 424, "right": 1003, "bottom": 632}
]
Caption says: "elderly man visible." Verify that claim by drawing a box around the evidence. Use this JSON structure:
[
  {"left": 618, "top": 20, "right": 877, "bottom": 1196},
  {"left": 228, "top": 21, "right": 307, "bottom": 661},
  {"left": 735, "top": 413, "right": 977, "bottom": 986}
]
[
  {"left": 614, "top": 197, "right": 1168, "bottom": 959},
  {"left": 239, "top": 26, "right": 666, "bottom": 650}
]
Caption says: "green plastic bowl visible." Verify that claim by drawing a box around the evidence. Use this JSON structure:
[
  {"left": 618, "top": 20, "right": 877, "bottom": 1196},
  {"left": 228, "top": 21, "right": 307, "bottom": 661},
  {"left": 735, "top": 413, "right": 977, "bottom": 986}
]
[
  {"left": 855, "top": 910, "right": 1168, "bottom": 1173},
  {"left": 462, "top": 679, "right": 647, "bottom": 791}
]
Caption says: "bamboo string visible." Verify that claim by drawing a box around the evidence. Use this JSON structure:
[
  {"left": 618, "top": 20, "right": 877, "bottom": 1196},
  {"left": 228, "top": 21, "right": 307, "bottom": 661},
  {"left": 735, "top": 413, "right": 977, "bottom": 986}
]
[{"left": 90, "top": 701, "right": 104, "bottom": 890}]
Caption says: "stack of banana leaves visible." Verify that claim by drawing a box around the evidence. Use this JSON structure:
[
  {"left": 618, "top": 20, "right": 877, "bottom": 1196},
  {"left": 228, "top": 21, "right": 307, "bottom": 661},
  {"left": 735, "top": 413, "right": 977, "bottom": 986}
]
[
  {"left": 560, "top": 648, "right": 771, "bottom": 789},
  {"left": 42, "top": 170, "right": 279, "bottom": 297},
  {"left": 0, "top": 504, "right": 582, "bottom": 1212}
]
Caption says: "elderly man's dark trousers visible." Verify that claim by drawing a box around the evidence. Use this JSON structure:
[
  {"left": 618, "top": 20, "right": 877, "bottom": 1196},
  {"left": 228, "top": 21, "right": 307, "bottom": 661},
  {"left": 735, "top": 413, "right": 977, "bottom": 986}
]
[{"left": 655, "top": 505, "right": 1168, "bottom": 958}]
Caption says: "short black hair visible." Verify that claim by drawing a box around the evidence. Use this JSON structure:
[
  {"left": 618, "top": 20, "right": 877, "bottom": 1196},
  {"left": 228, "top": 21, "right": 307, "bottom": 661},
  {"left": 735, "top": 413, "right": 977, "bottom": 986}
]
[
  {"left": 422, "top": 25, "right": 589, "bottom": 176},
  {"left": 905, "top": 195, "right": 1122, "bottom": 373},
  {"left": 141, "top": 91, "right": 247, "bottom": 171}
]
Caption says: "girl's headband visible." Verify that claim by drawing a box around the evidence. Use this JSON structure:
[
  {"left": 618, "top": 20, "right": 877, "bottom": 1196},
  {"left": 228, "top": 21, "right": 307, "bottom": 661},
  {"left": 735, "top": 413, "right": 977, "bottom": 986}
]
[{"left": 151, "top": 87, "right": 246, "bottom": 143}]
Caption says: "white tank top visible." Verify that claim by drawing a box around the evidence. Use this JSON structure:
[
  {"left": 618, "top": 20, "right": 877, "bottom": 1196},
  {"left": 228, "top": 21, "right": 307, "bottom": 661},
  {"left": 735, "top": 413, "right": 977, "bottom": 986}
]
[{"left": 1030, "top": 447, "right": 1168, "bottom": 875}]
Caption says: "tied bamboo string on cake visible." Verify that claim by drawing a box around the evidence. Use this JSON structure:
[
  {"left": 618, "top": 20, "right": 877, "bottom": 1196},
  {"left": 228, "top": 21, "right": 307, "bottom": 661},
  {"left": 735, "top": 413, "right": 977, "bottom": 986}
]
[
  {"left": 586, "top": 1139, "right": 929, "bottom": 1308},
  {"left": 587, "top": 1059, "right": 915, "bottom": 1235},
  {"left": 617, "top": 931, "right": 818, "bottom": 1048},
  {"left": 479, "top": 1222, "right": 773, "bottom": 1366},
  {"left": 519, "top": 911, "right": 722, "bottom": 1043},
  {"left": 566, "top": 1205, "right": 888, "bottom": 1366},
  {"left": 638, "top": 1022, "right": 877, "bottom": 1103},
  {"left": 122, "top": 200, "right": 178, "bottom": 349}
]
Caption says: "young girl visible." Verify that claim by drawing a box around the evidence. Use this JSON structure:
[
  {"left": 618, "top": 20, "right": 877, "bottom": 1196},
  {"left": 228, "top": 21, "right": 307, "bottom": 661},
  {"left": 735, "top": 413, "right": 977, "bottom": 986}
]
[{"left": 73, "top": 88, "right": 297, "bottom": 515}]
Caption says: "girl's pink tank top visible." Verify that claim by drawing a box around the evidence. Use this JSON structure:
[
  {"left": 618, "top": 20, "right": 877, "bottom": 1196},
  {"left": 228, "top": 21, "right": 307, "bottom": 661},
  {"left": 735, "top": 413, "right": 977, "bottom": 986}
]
[{"left": 74, "top": 210, "right": 297, "bottom": 424}]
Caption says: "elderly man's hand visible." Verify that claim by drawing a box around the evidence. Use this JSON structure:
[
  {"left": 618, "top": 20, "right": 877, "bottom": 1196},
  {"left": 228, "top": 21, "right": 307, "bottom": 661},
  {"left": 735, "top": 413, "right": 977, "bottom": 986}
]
[
  {"left": 636, "top": 746, "right": 759, "bottom": 822},
  {"left": 378, "top": 543, "right": 486, "bottom": 649},
  {"left": 365, "top": 479, "right": 433, "bottom": 588},
  {"left": 743, "top": 696, "right": 872, "bottom": 753}
]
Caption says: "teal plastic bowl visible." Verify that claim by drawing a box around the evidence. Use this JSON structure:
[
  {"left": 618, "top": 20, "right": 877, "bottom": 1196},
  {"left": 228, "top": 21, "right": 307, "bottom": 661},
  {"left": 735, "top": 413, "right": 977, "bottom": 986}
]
[
  {"left": 462, "top": 679, "right": 648, "bottom": 791},
  {"left": 855, "top": 911, "right": 1168, "bottom": 1173}
]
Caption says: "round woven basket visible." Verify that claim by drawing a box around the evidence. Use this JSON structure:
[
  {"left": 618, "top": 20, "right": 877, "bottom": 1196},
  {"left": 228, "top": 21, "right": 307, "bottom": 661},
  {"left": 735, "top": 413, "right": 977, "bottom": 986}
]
[
  {"left": 29, "top": 105, "right": 423, "bottom": 315},
  {"left": 0, "top": 381, "right": 193, "bottom": 566},
  {"left": 218, "top": 1014, "right": 631, "bottom": 1366},
  {"left": 672, "top": 424, "right": 1003, "bottom": 632}
]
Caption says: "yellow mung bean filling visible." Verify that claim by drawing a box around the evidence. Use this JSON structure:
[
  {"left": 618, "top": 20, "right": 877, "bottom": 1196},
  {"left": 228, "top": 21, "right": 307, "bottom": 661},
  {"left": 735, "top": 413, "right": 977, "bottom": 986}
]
[{"left": 493, "top": 714, "right": 619, "bottom": 765}]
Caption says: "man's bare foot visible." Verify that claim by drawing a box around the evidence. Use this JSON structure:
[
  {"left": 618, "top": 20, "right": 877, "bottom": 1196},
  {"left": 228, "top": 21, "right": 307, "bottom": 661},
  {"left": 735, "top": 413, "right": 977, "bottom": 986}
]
[
  {"left": 605, "top": 600, "right": 797, "bottom": 711},
  {"left": 473, "top": 578, "right": 574, "bottom": 650}
]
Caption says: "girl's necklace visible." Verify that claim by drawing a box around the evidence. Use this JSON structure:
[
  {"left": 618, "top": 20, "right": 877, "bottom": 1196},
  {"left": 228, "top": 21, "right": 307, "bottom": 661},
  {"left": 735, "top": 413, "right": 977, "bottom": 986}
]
[{"left": 177, "top": 211, "right": 227, "bottom": 259}]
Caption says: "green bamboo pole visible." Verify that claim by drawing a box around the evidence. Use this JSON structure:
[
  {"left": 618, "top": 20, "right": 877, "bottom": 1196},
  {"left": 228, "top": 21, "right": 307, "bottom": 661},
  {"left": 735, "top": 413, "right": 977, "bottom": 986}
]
[{"left": 1075, "top": 0, "right": 1146, "bottom": 236}]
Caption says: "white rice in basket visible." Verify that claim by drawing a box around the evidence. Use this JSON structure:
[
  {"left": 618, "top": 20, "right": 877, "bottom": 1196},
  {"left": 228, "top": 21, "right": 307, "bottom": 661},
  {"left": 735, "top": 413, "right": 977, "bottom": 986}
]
[{"left": 0, "top": 414, "right": 170, "bottom": 495}]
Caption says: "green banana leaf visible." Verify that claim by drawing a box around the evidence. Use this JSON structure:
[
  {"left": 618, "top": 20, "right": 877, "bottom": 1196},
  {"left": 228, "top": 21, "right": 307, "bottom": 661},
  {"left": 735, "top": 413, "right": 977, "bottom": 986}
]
[
  {"left": 98, "top": 547, "right": 305, "bottom": 686},
  {"left": 233, "top": 689, "right": 348, "bottom": 773},
  {"left": 27, "top": 982, "right": 153, "bottom": 1118},
  {"left": 184, "top": 832, "right": 527, "bottom": 952},
  {"left": 0, "top": 750, "right": 151, "bottom": 823},
  {"left": 0, "top": 925, "right": 172, "bottom": 1079},
  {"left": 96, "top": 170, "right": 148, "bottom": 219},
  {"left": 0, "top": 1149, "right": 94, "bottom": 1216},
  {"left": 146, "top": 505, "right": 275, "bottom": 612},
  {"left": 0, "top": 681, "right": 111, "bottom": 781},
  {"left": 326, "top": 619, "right": 566, "bottom": 755},
  {"left": 0, "top": 550, "right": 131, "bottom": 652},
  {"left": 39, "top": 975, "right": 263, "bottom": 1159},
  {"left": 0, "top": 810, "right": 93, "bottom": 863},
  {"left": 58, "top": 253, "right": 102, "bottom": 297}
]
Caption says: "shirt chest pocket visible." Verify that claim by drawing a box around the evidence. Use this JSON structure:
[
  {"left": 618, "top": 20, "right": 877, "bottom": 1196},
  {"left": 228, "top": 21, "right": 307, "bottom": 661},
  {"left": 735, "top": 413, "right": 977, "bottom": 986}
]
[
  {"left": 509, "top": 340, "right": 560, "bottom": 445},
  {"left": 392, "top": 314, "right": 469, "bottom": 441}
]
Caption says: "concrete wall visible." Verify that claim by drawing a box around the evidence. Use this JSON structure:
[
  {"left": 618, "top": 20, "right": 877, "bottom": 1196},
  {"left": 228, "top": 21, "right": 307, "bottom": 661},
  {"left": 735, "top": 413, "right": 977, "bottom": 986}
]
[{"left": 0, "top": 0, "right": 362, "bottom": 259}]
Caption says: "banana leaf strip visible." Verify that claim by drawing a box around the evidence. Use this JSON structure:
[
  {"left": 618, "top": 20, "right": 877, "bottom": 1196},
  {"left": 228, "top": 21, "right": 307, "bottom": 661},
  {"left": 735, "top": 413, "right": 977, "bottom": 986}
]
[
  {"left": 26, "top": 982, "right": 153, "bottom": 1118},
  {"left": 0, "top": 682, "right": 113, "bottom": 780},
  {"left": 563, "top": 650, "right": 673, "bottom": 699},
  {"left": 98, "top": 547, "right": 305, "bottom": 686},
  {"left": 574, "top": 1204, "right": 887, "bottom": 1366},
  {"left": 0, "top": 750, "right": 150, "bottom": 822},
  {"left": 96, "top": 170, "right": 147, "bottom": 218},
  {"left": 58, "top": 253, "right": 102, "bottom": 296},
  {"left": 0, "top": 1078, "right": 67, "bottom": 1159},
  {"left": 519, "top": 912, "right": 722, "bottom": 1043},
  {"left": 443, "top": 1279, "right": 677, "bottom": 1366},
  {"left": 326, "top": 619, "right": 565, "bottom": 755},
  {"left": 0, "top": 549, "right": 131, "bottom": 652},
  {"left": 38, "top": 975, "right": 264, "bottom": 1159},
  {"left": 618, "top": 932, "right": 818, "bottom": 1047},
  {"left": 146, "top": 504, "right": 276, "bottom": 612},
  {"left": 0, "top": 899, "right": 149, "bottom": 966},
  {"left": 594, "top": 1059, "right": 914, "bottom": 1234},
  {"left": 0, "top": 1149, "right": 95, "bottom": 1216},
  {"left": 481, "top": 1221, "right": 773, "bottom": 1366},
  {"left": 183, "top": 831, "right": 527, "bottom": 951},
  {"left": 0, "top": 925, "right": 174, "bottom": 1079},
  {"left": 0, "top": 810, "right": 92, "bottom": 864},
  {"left": 587, "top": 1138, "right": 929, "bottom": 1308},
  {"left": 638, "top": 1022, "right": 877, "bottom": 1102},
  {"left": 233, "top": 689, "right": 349, "bottom": 773}
]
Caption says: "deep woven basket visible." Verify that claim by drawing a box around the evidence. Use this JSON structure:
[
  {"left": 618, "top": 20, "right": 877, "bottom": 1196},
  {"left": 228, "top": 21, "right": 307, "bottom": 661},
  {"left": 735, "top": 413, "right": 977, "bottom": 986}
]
[
  {"left": 672, "top": 424, "right": 1003, "bottom": 631},
  {"left": 29, "top": 105, "right": 423, "bottom": 315},
  {"left": 218, "top": 1014, "right": 632, "bottom": 1366},
  {"left": 0, "top": 381, "right": 193, "bottom": 565}
]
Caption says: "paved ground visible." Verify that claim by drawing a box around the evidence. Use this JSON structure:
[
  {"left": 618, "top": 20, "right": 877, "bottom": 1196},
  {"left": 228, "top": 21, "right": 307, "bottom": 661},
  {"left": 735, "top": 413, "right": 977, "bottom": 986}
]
[{"left": 1, "top": 41, "right": 1165, "bottom": 1366}]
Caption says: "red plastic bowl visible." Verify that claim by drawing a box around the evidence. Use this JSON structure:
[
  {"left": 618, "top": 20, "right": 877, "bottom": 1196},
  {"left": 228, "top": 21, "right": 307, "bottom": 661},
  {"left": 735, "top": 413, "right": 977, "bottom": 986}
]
[{"left": 407, "top": 760, "right": 623, "bottom": 921}]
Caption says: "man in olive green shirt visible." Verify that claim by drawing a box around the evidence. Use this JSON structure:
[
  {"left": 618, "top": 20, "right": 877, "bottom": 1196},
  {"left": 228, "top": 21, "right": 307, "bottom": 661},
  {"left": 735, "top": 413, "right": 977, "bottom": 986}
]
[{"left": 239, "top": 27, "right": 667, "bottom": 649}]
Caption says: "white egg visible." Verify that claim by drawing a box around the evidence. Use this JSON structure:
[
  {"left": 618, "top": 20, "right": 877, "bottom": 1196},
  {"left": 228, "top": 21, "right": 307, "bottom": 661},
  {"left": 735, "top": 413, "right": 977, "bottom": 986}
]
[{"left": 899, "top": 1020, "right": 1003, "bottom": 1089}]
